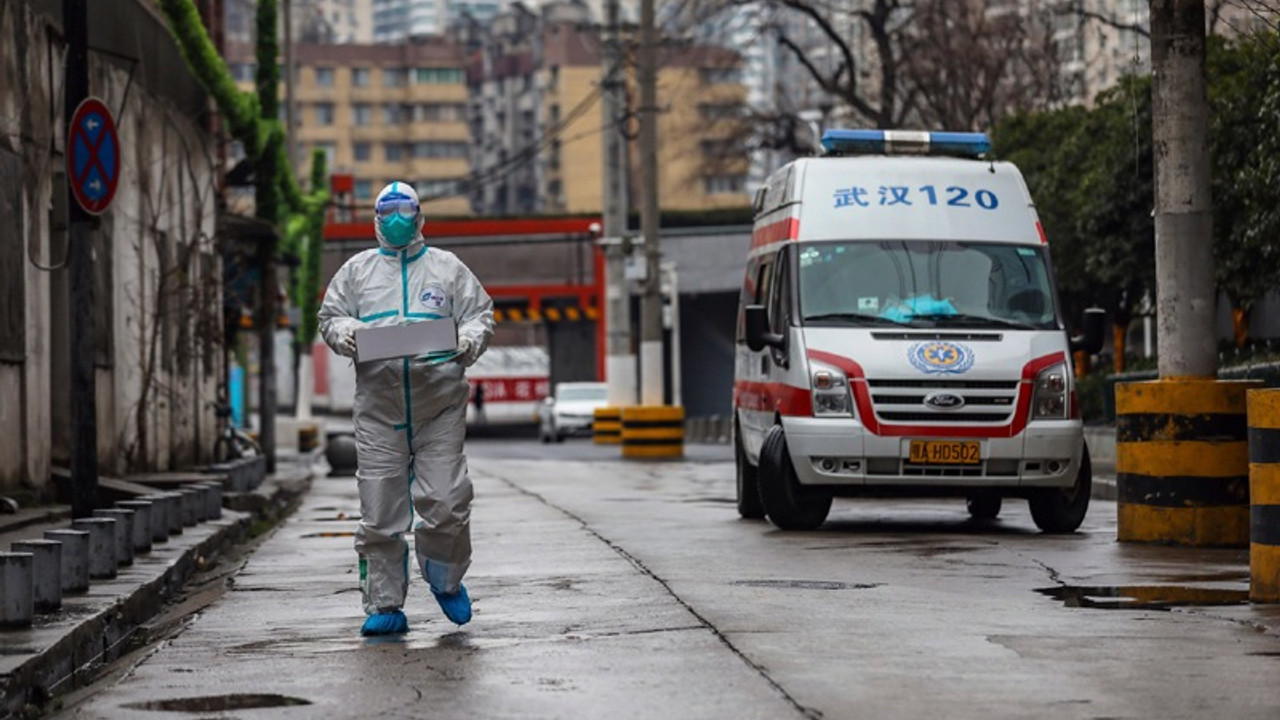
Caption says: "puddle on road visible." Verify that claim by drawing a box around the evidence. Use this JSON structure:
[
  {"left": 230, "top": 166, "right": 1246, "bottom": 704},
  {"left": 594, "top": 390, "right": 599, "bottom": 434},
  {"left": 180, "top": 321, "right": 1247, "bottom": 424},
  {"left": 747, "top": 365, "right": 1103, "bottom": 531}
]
[
  {"left": 300, "top": 531, "right": 356, "bottom": 538},
  {"left": 123, "top": 693, "right": 312, "bottom": 712},
  {"left": 1038, "top": 584, "right": 1249, "bottom": 610},
  {"left": 732, "top": 580, "right": 880, "bottom": 591}
]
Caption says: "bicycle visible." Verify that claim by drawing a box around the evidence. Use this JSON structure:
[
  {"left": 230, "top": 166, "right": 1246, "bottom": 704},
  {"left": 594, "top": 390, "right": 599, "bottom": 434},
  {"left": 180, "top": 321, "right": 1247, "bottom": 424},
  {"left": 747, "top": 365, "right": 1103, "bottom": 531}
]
[{"left": 212, "top": 394, "right": 262, "bottom": 463}]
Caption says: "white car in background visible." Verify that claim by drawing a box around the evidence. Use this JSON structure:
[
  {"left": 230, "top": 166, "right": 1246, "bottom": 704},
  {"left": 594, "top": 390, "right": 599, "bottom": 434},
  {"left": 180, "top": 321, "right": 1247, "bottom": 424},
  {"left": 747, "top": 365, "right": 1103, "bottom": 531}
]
[{"left": 539, "top": 382, "right": 608, "bottom": 443}]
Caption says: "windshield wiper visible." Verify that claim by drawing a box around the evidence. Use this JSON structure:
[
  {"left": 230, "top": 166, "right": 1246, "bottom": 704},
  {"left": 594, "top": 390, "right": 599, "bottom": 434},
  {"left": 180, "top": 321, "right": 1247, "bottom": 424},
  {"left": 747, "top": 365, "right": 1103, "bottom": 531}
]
[
  {"left": 907, "top": 313, "right": 1039, "bottom": 330},
  {"left": 803, "top": 312, "right": 914, "bottom": 327}
]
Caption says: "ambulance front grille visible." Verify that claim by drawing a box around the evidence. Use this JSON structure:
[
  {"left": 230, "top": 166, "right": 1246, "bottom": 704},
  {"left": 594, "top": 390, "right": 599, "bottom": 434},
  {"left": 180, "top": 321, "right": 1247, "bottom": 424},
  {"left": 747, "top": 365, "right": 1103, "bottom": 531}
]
[{"left": 865, "top": 379, "right": 1020, "bottom": 424}]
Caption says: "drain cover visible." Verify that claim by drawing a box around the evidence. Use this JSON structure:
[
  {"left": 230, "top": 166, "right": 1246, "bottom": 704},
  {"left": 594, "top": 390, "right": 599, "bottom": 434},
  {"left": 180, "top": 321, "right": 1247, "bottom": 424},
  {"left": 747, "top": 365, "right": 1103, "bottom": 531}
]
[
  {"left": 124, "top": 694, "right": 311, "bottom": 712},
  {"left": 731, "top": 580, "right": 879, "bottom": 591}
]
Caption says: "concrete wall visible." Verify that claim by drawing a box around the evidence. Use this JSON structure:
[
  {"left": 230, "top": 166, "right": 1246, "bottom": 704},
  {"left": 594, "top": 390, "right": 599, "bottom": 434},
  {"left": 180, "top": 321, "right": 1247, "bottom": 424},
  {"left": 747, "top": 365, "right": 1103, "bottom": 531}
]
[{"left": 0, "top": 0, "right": 220, "bottom": 497}]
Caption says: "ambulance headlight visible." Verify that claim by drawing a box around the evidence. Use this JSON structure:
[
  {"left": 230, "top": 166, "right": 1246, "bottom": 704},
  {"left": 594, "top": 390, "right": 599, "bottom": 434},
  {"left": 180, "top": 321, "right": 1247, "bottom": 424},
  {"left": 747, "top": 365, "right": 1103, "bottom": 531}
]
[
  {"left": 1032, "top": 363, "right": 1068, "bottom": 420},
  {"left": 811, "top": 362, "right": 853, "bottom": 418}
]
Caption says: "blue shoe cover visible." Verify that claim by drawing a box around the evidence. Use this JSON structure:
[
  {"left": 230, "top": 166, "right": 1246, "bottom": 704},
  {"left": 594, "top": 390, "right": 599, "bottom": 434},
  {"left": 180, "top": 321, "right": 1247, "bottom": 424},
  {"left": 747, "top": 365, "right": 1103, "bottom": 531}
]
[
  {"left": 361, "top": 609, "right": 409, "bottom": 636},
  {"left": 432, "top": 584, "right": 472, "bottom": 626}
]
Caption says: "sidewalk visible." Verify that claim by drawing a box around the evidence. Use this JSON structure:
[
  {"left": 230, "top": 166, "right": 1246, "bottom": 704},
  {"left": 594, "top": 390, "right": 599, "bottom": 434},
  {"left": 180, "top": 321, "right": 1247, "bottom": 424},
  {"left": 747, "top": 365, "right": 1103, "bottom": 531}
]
[{"left": 0, "top": 451, "right": 315, "bottom": 720}]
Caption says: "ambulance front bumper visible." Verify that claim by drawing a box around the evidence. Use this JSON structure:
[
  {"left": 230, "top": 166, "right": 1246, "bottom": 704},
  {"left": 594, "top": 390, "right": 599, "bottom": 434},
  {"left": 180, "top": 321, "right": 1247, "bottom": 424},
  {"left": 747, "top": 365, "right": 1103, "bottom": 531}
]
[{"left": 780, "top": 416, "right": 1083, "bottom": 490}]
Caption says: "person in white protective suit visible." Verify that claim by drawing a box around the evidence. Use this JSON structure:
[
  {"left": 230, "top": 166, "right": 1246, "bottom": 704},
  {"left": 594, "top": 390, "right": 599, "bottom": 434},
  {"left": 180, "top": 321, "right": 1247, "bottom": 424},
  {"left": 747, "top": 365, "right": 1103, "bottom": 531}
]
[{"left": 319, "top": 182, "right": 494, "bottom": 636}]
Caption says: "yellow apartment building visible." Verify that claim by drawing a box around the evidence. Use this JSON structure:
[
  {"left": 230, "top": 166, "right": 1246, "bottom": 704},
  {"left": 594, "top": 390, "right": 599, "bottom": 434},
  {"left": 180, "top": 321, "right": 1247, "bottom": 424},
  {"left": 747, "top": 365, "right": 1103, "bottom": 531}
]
[{"left": 225, "top": 38, "right": 472, "bottom": 215}]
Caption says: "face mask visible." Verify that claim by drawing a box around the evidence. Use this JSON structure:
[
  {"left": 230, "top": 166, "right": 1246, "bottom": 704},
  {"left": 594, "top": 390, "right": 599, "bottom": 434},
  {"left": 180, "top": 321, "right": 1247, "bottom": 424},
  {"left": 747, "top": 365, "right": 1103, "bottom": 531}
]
[{"left": 381, "top": 215, "right": 418, "bottom": 247}]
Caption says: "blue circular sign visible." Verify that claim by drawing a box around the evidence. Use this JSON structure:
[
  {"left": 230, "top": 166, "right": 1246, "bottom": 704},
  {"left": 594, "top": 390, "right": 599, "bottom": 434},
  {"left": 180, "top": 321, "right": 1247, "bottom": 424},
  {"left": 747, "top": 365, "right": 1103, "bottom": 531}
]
[
  {"left": 68, "top": 97, "right": 120, "bottom": 215},
  {"left": 908, "top": 342, "right": 975, "bottom": 375}
]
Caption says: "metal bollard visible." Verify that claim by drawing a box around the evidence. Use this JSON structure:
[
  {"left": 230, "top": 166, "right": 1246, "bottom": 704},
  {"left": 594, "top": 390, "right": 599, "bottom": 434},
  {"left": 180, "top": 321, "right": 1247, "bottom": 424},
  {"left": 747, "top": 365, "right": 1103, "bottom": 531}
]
[
  {"left": 1247, "top": 388, "right": 1280, "bottom": 602},
  {"left": 116, "top": 500, "right": 154, "bottom": 554},
  {"left": 44, "top": 529, "right": 90, "bottom": 593},
  {"left": 11, "top": 540, "right": 62, "bottom": 612},
  {"left": 179, "top": 488, "right": 201, "bottom": 526},
  {"left": 94, "top": 509, "right": 136, "bottom": 566},
  {"left": 191, "top": 485, "right": 212, "bottom": 522},
  {"left": 72, "top": 517, "right": 118, "bottom": 579},
  {"left": 0, "top": 552, "right": 34, "bottom": 627}
]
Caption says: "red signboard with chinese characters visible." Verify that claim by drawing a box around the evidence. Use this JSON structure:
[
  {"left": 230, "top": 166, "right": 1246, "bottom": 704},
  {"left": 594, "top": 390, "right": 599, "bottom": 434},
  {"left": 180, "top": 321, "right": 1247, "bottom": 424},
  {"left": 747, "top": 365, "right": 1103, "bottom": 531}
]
[{"left": 469, "top": 377, "right": 550, "bottom": 403}]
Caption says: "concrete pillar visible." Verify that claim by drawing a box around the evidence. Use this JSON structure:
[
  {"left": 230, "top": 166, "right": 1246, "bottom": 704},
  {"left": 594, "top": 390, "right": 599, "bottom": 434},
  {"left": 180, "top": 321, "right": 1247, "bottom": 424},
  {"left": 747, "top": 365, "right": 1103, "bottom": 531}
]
[
  {"left": 116, "top": 500, "right": 154, "bottom": 554},
  {"left": 72, "top": 517, "right": 118, "bottom": 579},
  {"left": 1246, "top": 389, "right": 1280, "bottom": 602},
  {"left": 11, "top": 540, "right": 62, "bottom": 613},
  {"left": 44, "top": 529, "right": 90, "bottom": 593},
  {"left": 144, "top": 493, "right": 175, "bottom": 541},
  {"left": 1, "top": 552, "right": 34, "bottom": 626},
  {"left": 94, "top": 509, "right": 136, "bottom": 566},
  {"left": 199, "top": 482, "right": 223, "bottom": 520},
  {"left": 179, "top": 488, "right": 200, "bottom": 526},
  {"left": 155, "top": 492, "right": 183, "bottom": 536}
]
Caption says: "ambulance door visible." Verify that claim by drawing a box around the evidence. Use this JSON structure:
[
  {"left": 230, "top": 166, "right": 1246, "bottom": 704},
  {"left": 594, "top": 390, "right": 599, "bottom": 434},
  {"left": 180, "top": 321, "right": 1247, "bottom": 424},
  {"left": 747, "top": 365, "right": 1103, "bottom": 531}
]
[
  {"left": 738, "top": 254, "right": 776, "bottom": 458},
  {"left": 763, "top": 247, "right": 795, "bottom": 427}
]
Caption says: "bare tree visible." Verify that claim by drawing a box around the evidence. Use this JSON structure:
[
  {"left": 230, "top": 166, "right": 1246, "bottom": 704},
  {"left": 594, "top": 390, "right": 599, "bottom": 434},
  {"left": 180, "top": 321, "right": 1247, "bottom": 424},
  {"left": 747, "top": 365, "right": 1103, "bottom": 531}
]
[{"left": 901, "top": 0, "right": 1064, "bottom": 130}]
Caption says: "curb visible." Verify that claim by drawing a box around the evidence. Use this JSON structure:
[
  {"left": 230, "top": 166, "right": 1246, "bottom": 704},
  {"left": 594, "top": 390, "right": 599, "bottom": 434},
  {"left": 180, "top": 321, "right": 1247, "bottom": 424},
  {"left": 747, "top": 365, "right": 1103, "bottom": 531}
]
[{"left": 0, "top": 470, "right": 313, "bottom": 719}]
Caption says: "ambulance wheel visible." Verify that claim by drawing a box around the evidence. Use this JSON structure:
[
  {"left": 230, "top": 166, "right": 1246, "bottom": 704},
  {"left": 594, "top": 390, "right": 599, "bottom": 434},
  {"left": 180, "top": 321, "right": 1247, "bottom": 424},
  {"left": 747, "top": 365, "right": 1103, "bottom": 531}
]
[
  {"left": 735, "top": 428, "right": 765, "bottom": 520},
  {"left": 966, "top": 495, "right": 1002, "bottom": 520},
  {"left": 1029, "top": 443, "right": 1092, "bottom": 534},
  {"left": 757, "top": 425, "right": 831, "bottom": 531}
]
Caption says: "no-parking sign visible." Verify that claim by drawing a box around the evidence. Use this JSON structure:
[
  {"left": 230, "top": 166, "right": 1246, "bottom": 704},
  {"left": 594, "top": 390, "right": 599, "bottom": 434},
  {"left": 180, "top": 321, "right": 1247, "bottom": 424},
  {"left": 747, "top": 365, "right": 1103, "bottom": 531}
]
[{"left": 67, "top": 97, "right": 119, "bottom": 215}]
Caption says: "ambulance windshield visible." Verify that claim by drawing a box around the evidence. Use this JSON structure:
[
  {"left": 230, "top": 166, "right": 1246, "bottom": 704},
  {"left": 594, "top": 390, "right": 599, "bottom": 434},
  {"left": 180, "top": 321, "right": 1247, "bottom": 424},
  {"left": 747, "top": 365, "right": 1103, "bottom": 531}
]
[{"left": 798, "top": 240, "right": 1058, "bottom": 330}]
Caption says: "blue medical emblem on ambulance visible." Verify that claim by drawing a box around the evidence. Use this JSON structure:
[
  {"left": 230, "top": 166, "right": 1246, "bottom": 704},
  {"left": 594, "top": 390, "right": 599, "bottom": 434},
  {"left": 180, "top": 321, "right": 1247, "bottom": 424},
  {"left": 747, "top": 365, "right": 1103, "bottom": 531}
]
[
  {"left": 420, "top": 285, "right": 450, "bottom": 313},
  {"left": 908, "top": 342, "right": 974, "bottom": 375}
]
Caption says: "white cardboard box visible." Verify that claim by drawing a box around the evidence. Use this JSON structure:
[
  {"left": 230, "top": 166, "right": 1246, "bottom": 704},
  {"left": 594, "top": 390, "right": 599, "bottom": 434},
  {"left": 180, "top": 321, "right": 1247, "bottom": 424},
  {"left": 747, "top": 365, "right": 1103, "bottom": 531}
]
[{"left": 354, "top": 318, "right": 457, "bottom": 363}]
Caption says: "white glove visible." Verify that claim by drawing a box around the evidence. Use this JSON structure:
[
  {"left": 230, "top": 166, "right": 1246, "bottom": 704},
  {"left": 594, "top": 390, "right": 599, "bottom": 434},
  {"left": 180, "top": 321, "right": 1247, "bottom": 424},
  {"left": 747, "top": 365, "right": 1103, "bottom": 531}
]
[
  {"left": 456, "top": 337, "right": 481, "bottom": 368},
  {"left": 337, "top": 328, "right": 357, "bottom": 358}
]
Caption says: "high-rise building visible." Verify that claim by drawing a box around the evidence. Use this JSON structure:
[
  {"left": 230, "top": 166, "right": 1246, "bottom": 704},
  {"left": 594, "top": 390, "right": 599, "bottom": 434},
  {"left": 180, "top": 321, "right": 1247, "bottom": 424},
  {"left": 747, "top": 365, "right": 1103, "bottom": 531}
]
[
  {"left": 373, "top": 0, "right": 506, "bottom": 42},
  {"left": 464, "top": 0, "right": 752, "bottom": 216},
  {"left": 225, "top": 37, "right": 473, "bottom": 215}
]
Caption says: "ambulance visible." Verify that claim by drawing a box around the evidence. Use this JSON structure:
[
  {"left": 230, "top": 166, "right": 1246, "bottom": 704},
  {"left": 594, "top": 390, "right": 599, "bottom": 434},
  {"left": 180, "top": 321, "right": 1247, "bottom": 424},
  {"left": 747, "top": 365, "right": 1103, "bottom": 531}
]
[{"left": 734, "top": 129, "right": 1104, "bottom": 532}]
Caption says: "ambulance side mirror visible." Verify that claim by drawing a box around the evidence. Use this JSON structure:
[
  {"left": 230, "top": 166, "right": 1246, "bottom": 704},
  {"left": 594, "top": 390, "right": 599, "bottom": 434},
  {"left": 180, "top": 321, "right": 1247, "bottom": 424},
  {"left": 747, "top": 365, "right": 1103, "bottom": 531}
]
[
  {"left": 745, "top": 305, "right": 783, "bottom": 352},
  {"left": 1070, "top": 308, "right": 1106, "bottom": 356}
]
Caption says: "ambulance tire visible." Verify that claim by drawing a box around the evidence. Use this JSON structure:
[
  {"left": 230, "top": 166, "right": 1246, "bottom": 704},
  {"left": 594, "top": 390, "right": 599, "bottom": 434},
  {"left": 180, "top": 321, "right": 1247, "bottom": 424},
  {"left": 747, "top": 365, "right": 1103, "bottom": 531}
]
[
  {"left": 757, "top": 425, "right": 831, "bottom": 531},
  {"left": 1029, "top": 443, "right": 1092, "bottom": 534},
  {"left": 965, "top": 495, "right": 1002, "bottom": 520},
  {"left": 735, "top": 428, "right": 765, "bottom": 520}
]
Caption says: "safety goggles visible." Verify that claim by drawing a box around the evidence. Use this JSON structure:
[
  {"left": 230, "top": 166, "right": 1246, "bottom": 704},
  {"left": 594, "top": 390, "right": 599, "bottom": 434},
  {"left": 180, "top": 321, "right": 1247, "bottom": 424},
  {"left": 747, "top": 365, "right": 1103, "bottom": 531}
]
[{"left": 375, "top": 196, "right": 419, "bottom": 219}]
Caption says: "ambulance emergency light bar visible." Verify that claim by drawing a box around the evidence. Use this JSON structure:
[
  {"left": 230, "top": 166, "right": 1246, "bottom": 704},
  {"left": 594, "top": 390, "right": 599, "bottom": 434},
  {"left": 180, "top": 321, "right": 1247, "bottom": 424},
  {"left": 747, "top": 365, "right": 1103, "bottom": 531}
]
[{"left": 820, "top": 129, "right": 991, "bottom": 158}]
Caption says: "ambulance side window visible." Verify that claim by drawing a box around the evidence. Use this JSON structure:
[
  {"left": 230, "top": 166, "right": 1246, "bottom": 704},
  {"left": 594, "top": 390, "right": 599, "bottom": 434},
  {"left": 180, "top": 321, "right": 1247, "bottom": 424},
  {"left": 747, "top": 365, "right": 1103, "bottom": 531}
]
[
  {"left": 767, "top": 250, "right": 790, "bottom": 335},
  {"left": 736, "top": 257, "right": 772, "bottom": 343}
]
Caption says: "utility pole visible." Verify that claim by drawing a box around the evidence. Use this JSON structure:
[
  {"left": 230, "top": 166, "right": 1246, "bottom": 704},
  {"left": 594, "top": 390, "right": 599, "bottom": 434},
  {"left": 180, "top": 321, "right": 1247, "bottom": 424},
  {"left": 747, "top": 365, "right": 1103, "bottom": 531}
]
[
  {"left": 283, "top": 0, "right": 298, "bottom": 171},
  {"left": 601, "top": 0, "right": 635, "bottom": 407},
  {"left": 638, "top": 0, "right": 664, "bottom": 406},
  {"left": 65, "top": 0, "right": 98, "bottom": 518},
  {"left": 1151, "top": 0, "right": 1216, "bottom": 377}
]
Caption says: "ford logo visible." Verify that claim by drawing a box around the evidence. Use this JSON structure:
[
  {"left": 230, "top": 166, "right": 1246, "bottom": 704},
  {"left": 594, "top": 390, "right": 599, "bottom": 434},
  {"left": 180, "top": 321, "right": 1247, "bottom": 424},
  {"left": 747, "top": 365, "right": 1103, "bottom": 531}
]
[{"left": 924, "top": 392, "right": 965, "bottom": 410}]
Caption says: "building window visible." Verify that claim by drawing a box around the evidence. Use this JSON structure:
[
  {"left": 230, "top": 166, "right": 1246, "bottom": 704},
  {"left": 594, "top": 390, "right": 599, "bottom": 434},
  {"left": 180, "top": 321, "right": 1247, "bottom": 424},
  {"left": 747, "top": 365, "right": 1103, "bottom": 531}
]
[
  {"left": 315, "top": 103, "right": 335, "bottom": 125},
  {"left": 704, "top": 175, "right": 746, "bottom": 195},
  {"left": 315, "top": 142, "right": 336, "bottom": 166},
  {"left": 413, "top": 67, "right": 464, "bottom": 84},
  {"left": 383, "top": 103, "right": 403, "bottom": 124},
  {"left": 353, "top": 142, "right": 372, "bottom": 162},
  {"left": 383, "top": 67, "right": 407, "bottom": 87},
  {"left": 315, "top": 67, "right": 334, "bottom": 87},
  {"left": 418, "top": 103, "right": 465, "bottom": 122},
  {"left": 409, "top": 141, "right": 468, "bottom": 159},
  {"left": 385, "top": 143, "right": 404, "bottom": 161},
  {"left": 700, "top": 67, "right": 741, "bottom": 85},
  {"left": 415, "top": 179, "right": 462, "bottom": 198},
  {"left": 701, "top": 139, "right": 736, "bottom": 159},
  {"left": 232, "top": 63, "right": 255, "bottom": 82},
  {"left": 354, "top": 179, "right": 373, "bottom": 200},
  {"left": 352, "top": 103, "right": 373, "bottom": 125},
  {"left": 351, "top": 67, "right": 371, "bottom": 87}
]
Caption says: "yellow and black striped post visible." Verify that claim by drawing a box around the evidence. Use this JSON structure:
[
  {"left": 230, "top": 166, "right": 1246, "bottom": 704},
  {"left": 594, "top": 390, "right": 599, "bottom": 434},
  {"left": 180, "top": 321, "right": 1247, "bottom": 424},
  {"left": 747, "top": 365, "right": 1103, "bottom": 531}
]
[
  {"left": 1247, "top": 389, "right": 1280, "bottom": 602},
  {"left": 621, "top": 406, "right": 684, "bottom": 459},
  {"left": 1116, "top": 379, "right": 1260, "bottom": 546},
  {"left": 593, "top": 407, "right": 622, "bottom": 445}
]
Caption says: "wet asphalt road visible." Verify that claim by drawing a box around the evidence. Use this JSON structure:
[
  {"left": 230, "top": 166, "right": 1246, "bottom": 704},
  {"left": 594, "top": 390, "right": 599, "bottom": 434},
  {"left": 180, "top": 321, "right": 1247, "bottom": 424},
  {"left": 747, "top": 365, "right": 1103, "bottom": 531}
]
[{"left": 52, "top": 436, "right": 1280, "bottom": 720}]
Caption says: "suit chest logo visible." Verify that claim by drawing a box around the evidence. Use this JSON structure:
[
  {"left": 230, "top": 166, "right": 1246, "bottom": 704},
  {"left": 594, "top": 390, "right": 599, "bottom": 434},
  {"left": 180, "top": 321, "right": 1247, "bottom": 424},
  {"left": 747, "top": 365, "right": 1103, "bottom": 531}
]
[{"left": 420, "top": 285, "right": 451, "bottom": 314}]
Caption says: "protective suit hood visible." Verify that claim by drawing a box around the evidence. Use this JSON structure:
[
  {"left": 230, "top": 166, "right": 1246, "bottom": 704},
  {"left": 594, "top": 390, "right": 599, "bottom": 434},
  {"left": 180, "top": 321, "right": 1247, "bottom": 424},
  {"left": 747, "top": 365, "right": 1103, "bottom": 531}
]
[{"left": 374, "top": 181, "right": 426, "bottom": 252}]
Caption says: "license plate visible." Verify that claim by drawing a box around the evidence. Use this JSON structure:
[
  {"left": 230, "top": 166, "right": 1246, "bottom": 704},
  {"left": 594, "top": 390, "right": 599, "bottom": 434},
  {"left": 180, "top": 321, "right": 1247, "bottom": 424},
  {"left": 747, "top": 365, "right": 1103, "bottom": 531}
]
[{"left": 908, "top": 440, "right": 981, "bottom": 465}]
